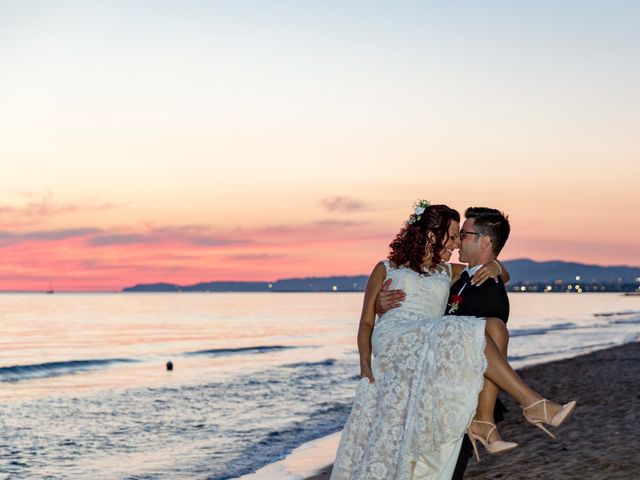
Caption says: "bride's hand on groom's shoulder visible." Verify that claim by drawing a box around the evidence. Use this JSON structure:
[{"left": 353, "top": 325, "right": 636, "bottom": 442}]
[
  {"left": 471, "top": 262, "right": 501, "bottom": 286},
  {"left": 360, "top": 363, "right": 376, "bottom": 384},
  {"left": 375, "top": 279, "right": 405, "bottom": 315}
]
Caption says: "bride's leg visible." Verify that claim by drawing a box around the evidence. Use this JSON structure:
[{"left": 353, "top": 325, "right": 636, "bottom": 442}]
[
  {"left": 471, "top": 318, "right": 509, "bottom": 441},
  {"left": 482, "top": 332, "right": 566, "bottom": 421},
  {"left": 479, "top": 320, "right": 509, "bottom": 417}
]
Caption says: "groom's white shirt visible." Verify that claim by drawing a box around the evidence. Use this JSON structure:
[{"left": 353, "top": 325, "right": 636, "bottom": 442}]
[{"left": 464, "top": 264, "right": 483, "bottom": 277}]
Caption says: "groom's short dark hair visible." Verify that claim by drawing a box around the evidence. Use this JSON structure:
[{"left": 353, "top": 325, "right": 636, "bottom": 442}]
[{"left": 465, "top": 207, "right": 510, "bottom": 256}]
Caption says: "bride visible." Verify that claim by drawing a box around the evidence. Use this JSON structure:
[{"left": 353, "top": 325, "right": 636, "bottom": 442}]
[{"left": 330, "top": 202, "right": 575, "bottom": 480}]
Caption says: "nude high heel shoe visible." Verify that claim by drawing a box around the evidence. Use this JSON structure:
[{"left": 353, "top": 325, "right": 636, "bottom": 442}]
[
  {"left": 521, "top": 398, "right": 577, "bottom": 439},
  {"left": 466, "top": 420, "right": 518, "bottom": 462}
]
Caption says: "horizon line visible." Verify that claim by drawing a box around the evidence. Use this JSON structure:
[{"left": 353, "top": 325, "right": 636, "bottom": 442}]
[{"left": 2, "top": 256, "right": 640, "bottom": 294}]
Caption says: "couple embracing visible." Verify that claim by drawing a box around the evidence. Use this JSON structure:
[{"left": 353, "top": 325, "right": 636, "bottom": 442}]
[{"left": 331, "top": 203, "right": 576, "bottom": 480}]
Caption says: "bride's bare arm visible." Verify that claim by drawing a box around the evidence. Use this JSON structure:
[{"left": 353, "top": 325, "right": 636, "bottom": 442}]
[
  {"left": 357, "top": 262, "right": 387, "bottom": 384},
  {"left": 473, "top": 259, "right": 510, "bottom": 285},
  {"left": 449, "top": 260, "right": 510, "bottom": 286}
]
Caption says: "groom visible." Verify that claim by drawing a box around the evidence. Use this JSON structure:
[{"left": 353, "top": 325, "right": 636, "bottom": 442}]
[{"left": 376, "top": 207, "right": 511, "bottom": 479}]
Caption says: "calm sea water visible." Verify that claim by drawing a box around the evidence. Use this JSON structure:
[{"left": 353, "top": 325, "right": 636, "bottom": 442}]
[{"left": 1, "top": 292, "right": 639, "bottom": 479}]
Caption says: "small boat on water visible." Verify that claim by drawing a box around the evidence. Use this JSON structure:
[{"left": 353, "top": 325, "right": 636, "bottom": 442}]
[{"left": 45, "top": 286, "right": 54, "bottom": 294}]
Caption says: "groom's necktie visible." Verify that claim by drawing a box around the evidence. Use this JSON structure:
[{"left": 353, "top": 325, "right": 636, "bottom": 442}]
[{"left": 456, "top": 270, "right": 471, "bottom": 296}]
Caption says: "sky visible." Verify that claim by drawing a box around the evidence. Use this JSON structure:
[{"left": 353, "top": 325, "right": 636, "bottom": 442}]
[{"left": 1, "top": 1, "right": 639, "bottom": 291}]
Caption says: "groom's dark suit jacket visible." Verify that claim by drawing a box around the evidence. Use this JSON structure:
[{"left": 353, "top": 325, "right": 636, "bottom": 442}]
[
  {"left": 446, "top": 271, "right": 509, "bottom": 322},
  {"left": 445, "top": 271, "right": 510, "bottom": 480}
]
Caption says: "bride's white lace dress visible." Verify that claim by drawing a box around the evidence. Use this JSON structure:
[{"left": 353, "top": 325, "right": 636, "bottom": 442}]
[{"left": 331, "top": 261, "right": 487, "bottom": 480}]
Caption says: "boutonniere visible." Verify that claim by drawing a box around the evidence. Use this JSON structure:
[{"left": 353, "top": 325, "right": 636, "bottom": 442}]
[{"left": 448, "top": 294, "right": 463, "bottom": 313}]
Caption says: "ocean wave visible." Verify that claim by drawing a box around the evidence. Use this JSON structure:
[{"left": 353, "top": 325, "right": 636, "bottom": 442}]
[
  {"left": 510, "top": 322, "right": 578, "bottom": 337},
  {"left": 283, "top": 359, "right": 336, "bottom": 368},
  {"left": 184, "top": 345, "right": 294, "bottom": 357},
  {"left": 594, "top": 310, "right": 640, "bottom": 317},
  {"left": 511, "top": 316, "right": 640, "bottom": 337},
  {"left": 508, "top": 341, "right": 616, "bottom": 363},
  {"left": 214, "top": 401, "right": 352, "bottom": 480},
  {"left": 0, "top": 358, "right": 136, "bottom": 382},
  {"left": 609, "top": 317, "right": 640, "bottom": 325}
]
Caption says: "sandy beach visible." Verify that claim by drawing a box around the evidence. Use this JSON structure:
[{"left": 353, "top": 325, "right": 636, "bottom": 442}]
[{"left": 306, "top": 341, "right": 640, "bottom": 480}]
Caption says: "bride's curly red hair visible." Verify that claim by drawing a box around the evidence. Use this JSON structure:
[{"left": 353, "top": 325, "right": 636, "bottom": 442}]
[{"left": 388, "top": 204, "right": 460, "bottom": 273}]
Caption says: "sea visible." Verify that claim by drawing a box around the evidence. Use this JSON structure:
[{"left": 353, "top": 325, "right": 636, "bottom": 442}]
[{"left": 1, "top": 292, "right": 639, "bottom": 479}]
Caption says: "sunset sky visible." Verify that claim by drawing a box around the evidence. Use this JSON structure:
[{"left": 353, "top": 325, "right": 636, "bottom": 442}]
[{"left": 1, "top": 1, "right": 639, "bottom": 291}]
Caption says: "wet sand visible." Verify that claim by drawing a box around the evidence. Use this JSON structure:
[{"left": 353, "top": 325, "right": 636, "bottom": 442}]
[{"left": 306, "top": 342, "right": 640, "bottom": 479}]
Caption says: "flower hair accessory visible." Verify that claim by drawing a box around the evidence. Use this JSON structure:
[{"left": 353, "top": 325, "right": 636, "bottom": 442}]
[{"left": 406, "top": 199, "right": 431, "bottom": 225}]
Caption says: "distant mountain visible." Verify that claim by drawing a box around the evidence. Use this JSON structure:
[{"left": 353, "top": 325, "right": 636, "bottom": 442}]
[
  {"left": 123, "top": 276, "right": 367, "bottom": 293},
  {"left": 125, "top": 282, "right": 181, "bottom": 292},
  {"left": 504, "top": 259, "right": 640, "bottom": 284},
  {"left": 122, "top": 259, "right": 640, "bottom": 292},
  {"left": 123, "top": 281, "right": 271, "bottom": 292},
  {"left": 270, "top": 276, "right": 367, "bottom": 292}
]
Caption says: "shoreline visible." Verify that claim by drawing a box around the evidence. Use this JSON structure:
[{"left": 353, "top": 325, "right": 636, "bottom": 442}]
[{"left": 296, "top": 341, "right": 640, "bottom": 480}]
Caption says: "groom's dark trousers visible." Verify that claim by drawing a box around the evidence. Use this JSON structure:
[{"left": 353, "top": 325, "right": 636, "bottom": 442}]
[{"left": 445, "top": 271, "right": 510, "bottom": 480}]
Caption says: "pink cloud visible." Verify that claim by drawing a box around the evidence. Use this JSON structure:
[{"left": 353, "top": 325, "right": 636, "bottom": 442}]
[
  {"left": 0, "top": 192, "right": 122, "bottom": 224},
  {"left": 88, "top": 226, "right": 249, "bottom": 247},
  {"left": 0, "top": 218, "right": 393, "bottom": 290},
  {"left": 320, "top": 196, "right": 368, "bottom": 212},
  {"left": 0, "top": 228, "right": 101, "bottom": 247},
  {"left": 250, "top": 219, "right": 389, "bottom": 246},
  {"left": 503, "top": 236, "right": 640, "bottom": 267},
  {"left": 225, "top": 253, "right": 290, "bottom": 261}
]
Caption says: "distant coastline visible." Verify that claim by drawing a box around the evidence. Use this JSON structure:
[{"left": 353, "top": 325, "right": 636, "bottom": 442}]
[{"left": 122, "top": 259, "right": 640, "bottom": 293}]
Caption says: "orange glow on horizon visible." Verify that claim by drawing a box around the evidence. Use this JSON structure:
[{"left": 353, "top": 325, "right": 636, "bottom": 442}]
[
  {"left": 2, "top": 3, "right": 639, "bottom": 290},
  {"left": 1, "top": 212, "right": 638, "bottom": 291}
]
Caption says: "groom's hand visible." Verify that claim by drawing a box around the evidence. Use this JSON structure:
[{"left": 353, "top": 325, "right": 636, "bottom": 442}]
[{"left": 375, "top": 278, "right": 405, "bottom": 315}]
